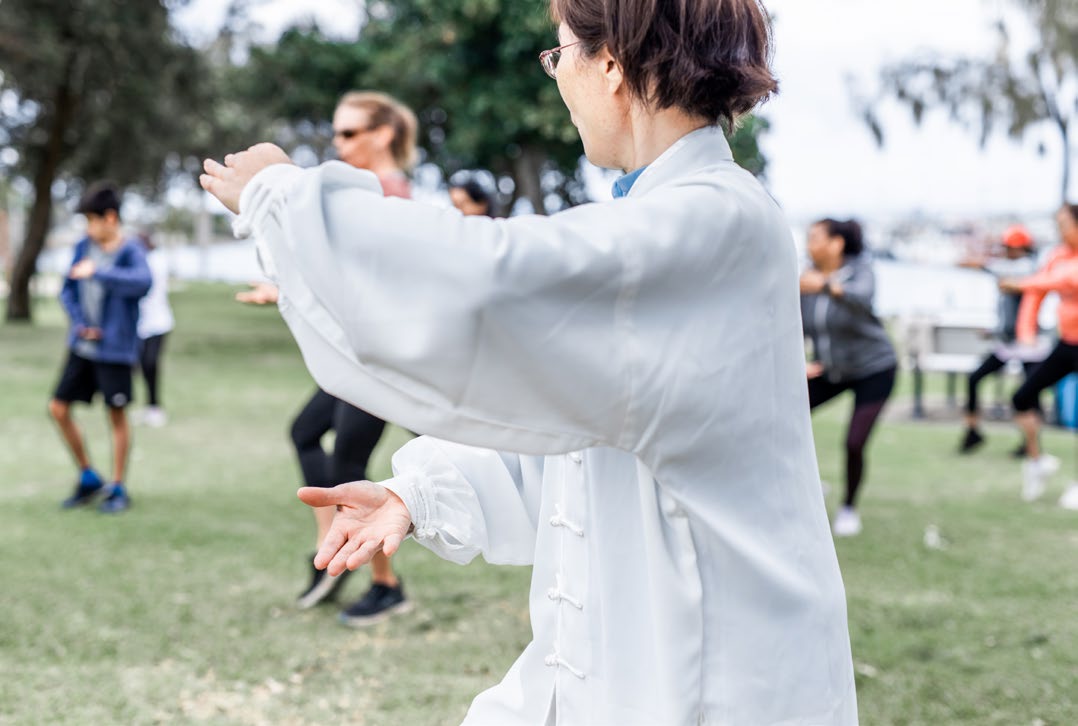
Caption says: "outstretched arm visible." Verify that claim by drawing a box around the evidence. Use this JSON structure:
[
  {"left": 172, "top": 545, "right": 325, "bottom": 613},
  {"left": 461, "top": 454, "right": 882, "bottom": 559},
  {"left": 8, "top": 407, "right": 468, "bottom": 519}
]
[
  {"left": 201, "top": 144, "right": 636, "bottom": 455},
  {"left": 299, "top": 436, "right": 543, "bottom": 571},
  {"left": 383, "top": 437, "right": 543, "bottom": 566}
]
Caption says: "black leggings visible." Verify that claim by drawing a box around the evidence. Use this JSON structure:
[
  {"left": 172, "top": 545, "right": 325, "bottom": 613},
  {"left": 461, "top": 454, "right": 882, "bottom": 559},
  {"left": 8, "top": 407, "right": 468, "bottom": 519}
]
[
  {"left": 1013, "top": 342, "right": 1078, "bottom": 413},
  {"left": 966, "top": 353, "right": 1042, "bottom": 415},
  {"left": 809, "top": 367, "right": 896, "bottom": 508},
  {"left": 138, "top": 334, "right": 167, "bottom": 407},
  {"left": 290, "top": 389, "right": 387, "bottom": 488}
]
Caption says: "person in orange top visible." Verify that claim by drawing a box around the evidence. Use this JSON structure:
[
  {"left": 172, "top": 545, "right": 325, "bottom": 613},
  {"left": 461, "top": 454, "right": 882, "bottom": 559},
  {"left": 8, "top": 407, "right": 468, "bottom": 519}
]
[{"left": 1001, "top": 203, "right": 1078, "bottom": 508}]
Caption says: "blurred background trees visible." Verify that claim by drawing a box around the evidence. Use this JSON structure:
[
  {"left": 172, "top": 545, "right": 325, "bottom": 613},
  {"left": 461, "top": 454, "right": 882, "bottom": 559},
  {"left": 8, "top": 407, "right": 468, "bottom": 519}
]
[
  {"left": 859, "top": 0, "right": 1077, "bottom": 205},
  {"left": 231, "top": 0, "right": 771, "bottom": 213},
  {"left": 0, "top": 0, "right": 236, "bottom": 320}
]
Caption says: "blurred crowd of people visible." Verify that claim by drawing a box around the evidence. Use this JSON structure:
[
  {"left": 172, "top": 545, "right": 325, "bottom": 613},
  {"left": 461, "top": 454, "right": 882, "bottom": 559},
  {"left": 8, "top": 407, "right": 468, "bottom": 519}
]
[
  {"left": 799, "top": 207, "right": 1078, "bottom": 540},
  {"left": 47, "top": 90, "right": 498, "bottom": 627}
]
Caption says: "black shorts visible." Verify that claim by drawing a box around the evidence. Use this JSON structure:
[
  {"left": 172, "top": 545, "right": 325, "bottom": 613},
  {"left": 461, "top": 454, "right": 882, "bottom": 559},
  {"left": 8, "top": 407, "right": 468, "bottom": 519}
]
[{"left": 53, "top": 352, "right": 133, "bottom": 409}]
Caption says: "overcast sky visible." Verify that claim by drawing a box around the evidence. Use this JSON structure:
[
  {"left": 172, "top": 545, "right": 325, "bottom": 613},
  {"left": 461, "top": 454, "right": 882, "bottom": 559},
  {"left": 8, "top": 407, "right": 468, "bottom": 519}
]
[{"left": 175, "top": 0, "right": 1072, "bottom": 219}]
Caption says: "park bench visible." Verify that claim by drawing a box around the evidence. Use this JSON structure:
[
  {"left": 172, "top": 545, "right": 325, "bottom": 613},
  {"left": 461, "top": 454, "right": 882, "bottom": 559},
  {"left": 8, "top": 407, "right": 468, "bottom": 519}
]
[{"left": 900, "top": 313, "right": 1010, "bottom": 419}]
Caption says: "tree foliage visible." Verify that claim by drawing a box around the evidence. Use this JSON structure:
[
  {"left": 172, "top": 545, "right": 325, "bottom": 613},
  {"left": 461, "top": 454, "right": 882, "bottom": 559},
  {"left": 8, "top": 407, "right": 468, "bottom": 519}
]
[
  {"left": 232, "top": 0, "right": 772, "bottom": 213},
  {"left": 859, "top": 0, "right": 1078, "bottom": 204},
  {"left": 0, "top": 0, "right": 227, "bottom": 321}
]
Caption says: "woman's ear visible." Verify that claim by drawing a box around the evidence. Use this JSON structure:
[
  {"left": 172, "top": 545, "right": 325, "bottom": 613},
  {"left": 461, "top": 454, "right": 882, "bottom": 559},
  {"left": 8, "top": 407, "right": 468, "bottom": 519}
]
[
  {"left": 598, "top": 47, "right": 624, "bottom": 94},
  {"left": 372, "top": 125, "right": 396, "bottom": 152}
]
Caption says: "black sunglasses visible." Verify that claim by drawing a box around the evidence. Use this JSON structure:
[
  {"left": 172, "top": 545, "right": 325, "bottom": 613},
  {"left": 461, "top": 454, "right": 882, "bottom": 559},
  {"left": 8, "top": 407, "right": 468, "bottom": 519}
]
[{"left": 333, "top": 125, "right": 378, "bottom": 140}]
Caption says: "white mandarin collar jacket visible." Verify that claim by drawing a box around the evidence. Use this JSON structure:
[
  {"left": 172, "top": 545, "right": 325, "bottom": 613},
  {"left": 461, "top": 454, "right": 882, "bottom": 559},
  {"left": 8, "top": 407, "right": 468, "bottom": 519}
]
[{"left": 236, "top": 126, "right": 859, "bottom": 725}]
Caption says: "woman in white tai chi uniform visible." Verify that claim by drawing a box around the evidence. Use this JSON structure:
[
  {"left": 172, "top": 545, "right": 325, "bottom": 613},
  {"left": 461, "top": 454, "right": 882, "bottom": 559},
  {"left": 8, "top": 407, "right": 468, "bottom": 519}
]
[{"left": 200, "top": 0, "right": 859, "bottom": 723}]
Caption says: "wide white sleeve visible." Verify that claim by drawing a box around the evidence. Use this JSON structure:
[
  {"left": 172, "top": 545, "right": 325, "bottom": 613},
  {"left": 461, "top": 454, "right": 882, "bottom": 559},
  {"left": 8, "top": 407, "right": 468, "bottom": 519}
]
[
  {"left": 381, "top": 436, "right": 544, "bottom": 566},
  {"left": 236, "top": 162, "right": 647, "bottom": 455}
]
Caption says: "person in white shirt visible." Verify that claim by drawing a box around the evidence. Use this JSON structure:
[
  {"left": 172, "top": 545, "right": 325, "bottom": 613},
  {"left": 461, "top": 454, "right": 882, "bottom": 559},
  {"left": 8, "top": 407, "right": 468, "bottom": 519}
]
[
  {"left": 199, "top": 0, "right": 859, "bottom": 723},
  {"left": 135, "top": 232, "right": 174, "bottom": 428}
]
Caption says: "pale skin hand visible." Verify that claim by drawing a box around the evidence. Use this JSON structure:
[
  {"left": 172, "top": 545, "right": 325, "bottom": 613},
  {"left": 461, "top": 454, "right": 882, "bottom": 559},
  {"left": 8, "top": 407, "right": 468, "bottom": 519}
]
[
  {"left": 235, "top": 282, "right": 280, "bottom": 305},
  {"left": 199, "top": 143, "right": 295, "bottom": 214},
  {"left": 77, "top": 326, "right": 103, "bottom": 340},
  {"left": 69, "top": 259, "right": 96, "bottom": 280},
  {"left": 297, "top": 482, "right": 413, "bottom": 577},
  {"left": 805, "top": 361, "right": 825, "bottom": 379}
]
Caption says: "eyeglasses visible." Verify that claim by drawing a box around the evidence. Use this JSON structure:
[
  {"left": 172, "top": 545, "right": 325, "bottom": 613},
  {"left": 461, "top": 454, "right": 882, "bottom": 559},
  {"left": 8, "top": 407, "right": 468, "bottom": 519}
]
[{"left": 539, "top": 40, "right": 581, "bottom": 79}]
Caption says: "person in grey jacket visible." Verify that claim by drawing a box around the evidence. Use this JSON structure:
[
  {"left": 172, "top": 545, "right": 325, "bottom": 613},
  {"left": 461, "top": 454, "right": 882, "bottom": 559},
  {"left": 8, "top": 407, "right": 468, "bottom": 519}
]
[{"left": 801, "top": 218, "right": 897, "bottom": 537}]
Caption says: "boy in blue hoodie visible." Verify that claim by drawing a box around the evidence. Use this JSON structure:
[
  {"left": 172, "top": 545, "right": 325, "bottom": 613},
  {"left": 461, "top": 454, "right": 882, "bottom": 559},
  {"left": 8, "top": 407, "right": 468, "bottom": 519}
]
[{"left": 49, "top": 183, "right": 152, "bottom": 513}]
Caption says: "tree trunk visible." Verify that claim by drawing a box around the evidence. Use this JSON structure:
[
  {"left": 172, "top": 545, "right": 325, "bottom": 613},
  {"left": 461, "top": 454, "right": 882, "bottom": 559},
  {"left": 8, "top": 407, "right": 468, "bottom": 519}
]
[
  {"left": 1061, "top": 120, "right": 1071, "bottom": 206},
  {"left": 512, "top": 145, "right": 547, "bottom": 216},
  {"left": 6, "top": 56, "right": 78, "bottom": 322}
]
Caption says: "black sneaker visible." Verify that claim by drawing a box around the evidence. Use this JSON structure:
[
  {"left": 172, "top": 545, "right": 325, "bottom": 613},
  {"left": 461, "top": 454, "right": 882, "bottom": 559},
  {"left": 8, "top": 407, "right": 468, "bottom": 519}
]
[
  {"left": 296, "top": 557, "right": 351, "bottom": 610},
  {"left": 958, "top": 428, "right": 985, "bottom": 454},
  {"left": 1011, "top": 441, "right": 1030, "bottom": 459},
  {"left": 339, "top": 580, "right": 412, "bottom": 627}
]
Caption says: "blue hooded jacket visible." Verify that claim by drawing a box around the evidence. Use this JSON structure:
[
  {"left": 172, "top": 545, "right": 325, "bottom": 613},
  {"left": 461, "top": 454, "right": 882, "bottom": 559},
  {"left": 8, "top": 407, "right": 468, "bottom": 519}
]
[{"left": 59, "top": 237, "right": 152, "bottom": 365}]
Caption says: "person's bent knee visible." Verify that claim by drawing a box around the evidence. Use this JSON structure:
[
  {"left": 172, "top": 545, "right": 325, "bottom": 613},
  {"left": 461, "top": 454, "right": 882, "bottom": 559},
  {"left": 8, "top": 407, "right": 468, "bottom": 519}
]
[
  {"left": 48, "top": 398, "right": 69, "bottom": 420},
  {"left": 1012, "top": 389, "right": 1040, "bottom": 414}
]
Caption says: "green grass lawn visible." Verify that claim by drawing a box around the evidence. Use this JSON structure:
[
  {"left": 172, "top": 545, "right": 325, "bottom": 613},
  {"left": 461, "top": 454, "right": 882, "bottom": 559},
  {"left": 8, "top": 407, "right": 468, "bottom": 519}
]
[{"left": 2, "top": 283, "right": 1076, "bottom": 725}]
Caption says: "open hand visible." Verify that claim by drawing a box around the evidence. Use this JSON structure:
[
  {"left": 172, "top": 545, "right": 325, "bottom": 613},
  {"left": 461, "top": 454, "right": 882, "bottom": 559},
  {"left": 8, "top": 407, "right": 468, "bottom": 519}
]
[
  {"left": 235, "top": 282, "right": 279, "bottom": 305},
  {"left": 70, "top": 260, "right": 96, "bottom": 280},
  {"left": 199, "top": 143, "right": 294, "bottom": 214},
  {"left": 298, "top": 481, "right": 413, "bottom": 576}
]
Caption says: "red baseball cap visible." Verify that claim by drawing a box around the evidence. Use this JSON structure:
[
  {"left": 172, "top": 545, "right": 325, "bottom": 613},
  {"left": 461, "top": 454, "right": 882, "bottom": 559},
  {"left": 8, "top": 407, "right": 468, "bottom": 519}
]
[{"left": 1002, "top": 225, "right": 1033, "bottom": 249}]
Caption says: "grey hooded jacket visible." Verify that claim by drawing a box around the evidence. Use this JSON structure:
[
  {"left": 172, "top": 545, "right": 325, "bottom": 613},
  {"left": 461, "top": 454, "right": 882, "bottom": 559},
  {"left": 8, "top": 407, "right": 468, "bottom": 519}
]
[{"left": 801, "top": 255, "right": 897, "bottom": 383}]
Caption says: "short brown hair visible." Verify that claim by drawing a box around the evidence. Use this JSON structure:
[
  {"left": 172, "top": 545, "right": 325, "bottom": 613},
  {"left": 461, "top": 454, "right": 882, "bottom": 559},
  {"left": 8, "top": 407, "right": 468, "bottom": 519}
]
[
  {"left": 551, "top": 0, "right": 778, "bottom": 129},
  {"left": 337, "top": 91, "right": 419, "bottom": 170}
]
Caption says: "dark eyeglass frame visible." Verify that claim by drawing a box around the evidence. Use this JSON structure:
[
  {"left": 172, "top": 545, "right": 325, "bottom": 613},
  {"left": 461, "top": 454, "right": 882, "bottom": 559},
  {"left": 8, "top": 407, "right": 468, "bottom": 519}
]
[{"left": 539, "top": 40, "right": 582, "bottom": 79}]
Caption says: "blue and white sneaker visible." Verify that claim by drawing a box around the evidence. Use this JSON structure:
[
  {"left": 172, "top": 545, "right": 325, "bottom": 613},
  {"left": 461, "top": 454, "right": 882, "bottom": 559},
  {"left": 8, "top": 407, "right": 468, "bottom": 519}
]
[{"left": 98, "top": 484, "right": 131, "bottom": 514}]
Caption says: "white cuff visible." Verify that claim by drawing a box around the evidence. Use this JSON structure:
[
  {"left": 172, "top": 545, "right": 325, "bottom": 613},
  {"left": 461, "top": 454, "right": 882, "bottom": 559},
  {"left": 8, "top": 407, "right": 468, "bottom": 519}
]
[{"left": 381, "top": 470, "right": 438, "bottom": 540}]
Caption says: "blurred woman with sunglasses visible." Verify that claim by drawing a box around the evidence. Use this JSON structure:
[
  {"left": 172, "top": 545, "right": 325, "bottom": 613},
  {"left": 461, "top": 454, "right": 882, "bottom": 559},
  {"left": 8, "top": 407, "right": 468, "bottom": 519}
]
[
  {"left": 237, "top": 92, "right": 417, "bottom": 624},
  {"left": 203, "top": 1, "right": 858, "bottom": 722}
]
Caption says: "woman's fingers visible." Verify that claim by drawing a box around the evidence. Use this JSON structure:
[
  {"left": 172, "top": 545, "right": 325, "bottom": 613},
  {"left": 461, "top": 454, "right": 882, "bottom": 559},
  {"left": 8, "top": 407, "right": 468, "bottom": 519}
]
[
  {"left": 327, "top": 533, "right": 366, "bottom": 576},
  {"left": 203, "top": 158, "right": 227, "bottom": 176},
  {"left": 382, "top": 532, "right": 404, "bottom": 558},
  {"left": 314, "top": 527, "right": 349, "bottom": 570},
  {"left": 298, "top": 482, "right": 371, "bottom": 509},
  {"left": 347, "top": 538, "right": 384, "bottom": 570},
  {"left": 297, "top": 485, "right": 353, "bottom": 508}
]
